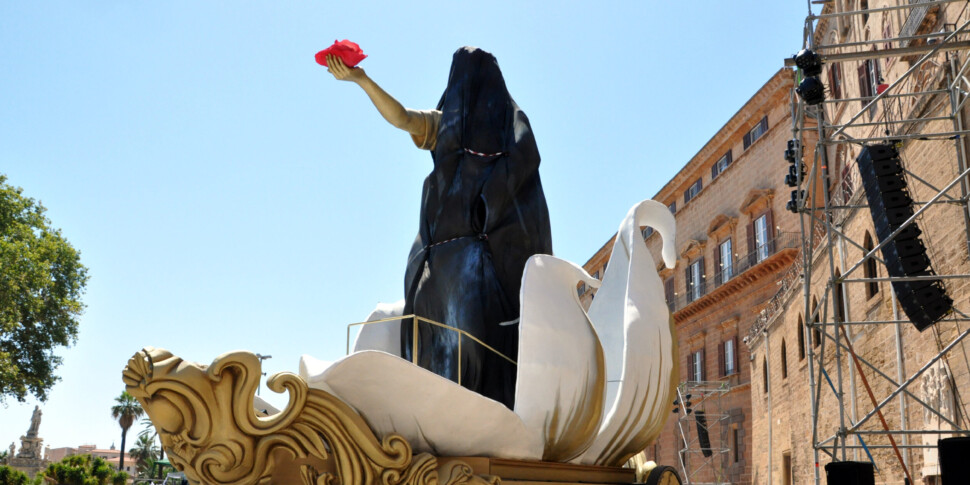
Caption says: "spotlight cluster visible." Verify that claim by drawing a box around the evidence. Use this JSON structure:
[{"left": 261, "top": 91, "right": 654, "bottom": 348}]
[
  {"left": 784, "top": 139, "right": 805, "bottom": 213},
  {"left": 793, "top": 49, "right": 825, "bottom": 106},
  {"left": 672, "top": 394, "right": 693, "bottom": 415}
]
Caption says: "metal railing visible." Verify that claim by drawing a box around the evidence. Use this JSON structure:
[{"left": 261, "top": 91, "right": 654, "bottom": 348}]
[
  {"left": 899, "top": 0, "right": 937, "bottom": 48},
  {"left": 346, "top": 314, "right": 517, "bottom": 386},
  {"left": 668, "top": 233, "right": 801, "bottom": 312}
]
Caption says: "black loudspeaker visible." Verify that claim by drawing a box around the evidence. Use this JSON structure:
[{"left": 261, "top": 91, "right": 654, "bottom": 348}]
[
  {"left": 824, "top": 461, "right": 875, "bottom": 485},
  {"left": 857, "top": 143, "right": 953, "bottom": 331},
  {"left": 939, "top": 436, "right": 970, "bottom": 483},
  {"left": 694, "top": 410, "right": 712, "bottom": 457}
]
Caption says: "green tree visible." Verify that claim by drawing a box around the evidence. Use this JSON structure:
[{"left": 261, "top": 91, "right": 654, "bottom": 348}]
[
  {"left": 0, "top": 174, "right": 88, "bottom": 404},
  {"left": 110, "top": 391, "right": 143, "bottom": 472},
  {"left": 137, "top": 417, "right": 163, "bottom": 460},
  {"left": 37, "top": 454, "right": 127, "bottom": 485},
  {"left": 128, "top": 434, "right": 157, "bottom": 478},
  {"left": 0, "top": 465, "right": 31, "bottom": 485}
]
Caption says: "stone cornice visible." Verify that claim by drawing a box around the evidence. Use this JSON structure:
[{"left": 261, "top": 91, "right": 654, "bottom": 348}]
[
  {"left": 739, "top": 189, "right": 775, "bottom": 216},
  {"left": 708, "top": 215, "right": 739, "bottom": 241},
  {"left": 673, "top": 247, "right": 799, "bottom": 325},
  {"left": 718, "top": 316, "right": 740, "bottom": 332},
  {"left": 680, "top": 239, "right": 707, "bottom": 261},
  {"left": 687, "top": 331, "right": 707, "bottom": 349}
]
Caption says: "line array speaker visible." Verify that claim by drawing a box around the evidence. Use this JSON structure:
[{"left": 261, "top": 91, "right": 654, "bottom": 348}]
[
  {"left": 857, "top": 143, "right": 953, "bottom": 331},
  {"left": 824, "top": 461, "right": 875, "bottom": 485}
]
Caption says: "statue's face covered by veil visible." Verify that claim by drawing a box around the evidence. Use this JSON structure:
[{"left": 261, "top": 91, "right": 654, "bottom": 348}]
[{"left": 436, "top": 47, "right": 513, "bottom": 157}]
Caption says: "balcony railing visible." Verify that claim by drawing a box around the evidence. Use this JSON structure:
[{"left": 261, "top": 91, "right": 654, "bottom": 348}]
[
  {"left": 667, "top": 232, "right": 801, "bottom": 313},
  {"left": 899, "top": 0, "right": 936, "bottom": 48},
  {"left": 748, "top": 220, "right": 828, "bottom": 344}
]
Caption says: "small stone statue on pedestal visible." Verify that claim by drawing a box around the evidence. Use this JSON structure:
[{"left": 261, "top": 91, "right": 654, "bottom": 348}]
[{"left": 9, "top": 406, "right": 48, "bottom": 477}]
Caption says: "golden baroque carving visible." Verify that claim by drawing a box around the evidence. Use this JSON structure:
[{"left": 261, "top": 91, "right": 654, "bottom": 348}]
[{"left": 122, "top": 347, "right": 498, "bottom": 485}]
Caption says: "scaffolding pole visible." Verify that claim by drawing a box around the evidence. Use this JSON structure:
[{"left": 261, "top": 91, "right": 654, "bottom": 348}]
[
  {"left": 675, "top": 381, "right": 731, "bottom": 485},
  {"left": 762, "top": 1, "right": 970, "bottom": 484}
]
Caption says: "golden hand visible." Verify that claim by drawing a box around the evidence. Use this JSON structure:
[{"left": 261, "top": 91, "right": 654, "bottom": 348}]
[
  {"left": 323, "top": 54, "right": 428, "bottom": 138},
  {"left": 327, "top": 54, "right": 366, "bottom": 83}
]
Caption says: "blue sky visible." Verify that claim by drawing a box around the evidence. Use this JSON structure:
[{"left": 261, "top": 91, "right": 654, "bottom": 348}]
[{"left": 1, "top": 1, "right": 811, "bottom": 453}]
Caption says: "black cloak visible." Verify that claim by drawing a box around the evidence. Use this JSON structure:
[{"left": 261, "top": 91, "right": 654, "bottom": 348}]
[{"left": 401, "top": 47, "right": 553, "bottom": 409}]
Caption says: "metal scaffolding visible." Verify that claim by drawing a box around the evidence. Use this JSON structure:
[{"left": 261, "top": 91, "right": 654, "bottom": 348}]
[
  {"left": 783, "top": 1, "right": 970, "bottom": 483},
  {"left": 675, "top": 381, "right": 731, "bottom": 485}
]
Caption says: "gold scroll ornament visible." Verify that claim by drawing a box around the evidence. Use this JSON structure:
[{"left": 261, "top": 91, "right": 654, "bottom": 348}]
[{"left": 122, "top": 347, "right": 499, "bottom": 485}]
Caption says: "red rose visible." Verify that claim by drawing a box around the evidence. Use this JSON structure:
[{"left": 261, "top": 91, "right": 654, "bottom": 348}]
[{"left": 315, "top": 39, "right": 367, "bottom": 67}]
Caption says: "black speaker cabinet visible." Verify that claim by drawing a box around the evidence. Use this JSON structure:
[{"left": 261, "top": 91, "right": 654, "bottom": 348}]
[
  {"left": 939, "top": 436, "right": 970, "bottom": 483},
  {"left": 857, "top": 144, "right": 953, "bottom": 331},
  {"left": 824, "top": 461, "right": 875, "bottom": 485}
]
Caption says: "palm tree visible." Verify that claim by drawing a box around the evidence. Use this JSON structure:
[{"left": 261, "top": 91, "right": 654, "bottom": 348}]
[
  {"left": 128, "top": 433, "right": 158, "bottom": 477},
  {"left": 110, "top": 391, "right": 144, "bottom": 472},
  {"left": 138, "top": 417, "right": 164, "bottom": 460}
]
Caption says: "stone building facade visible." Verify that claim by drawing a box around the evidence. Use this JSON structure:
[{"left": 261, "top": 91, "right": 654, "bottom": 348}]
[
  {"left": 582, "top": 68, "right": 809, "bottom": 484},
  {"left": 747, "top": 1, "right": 970, "bottom": 484}
]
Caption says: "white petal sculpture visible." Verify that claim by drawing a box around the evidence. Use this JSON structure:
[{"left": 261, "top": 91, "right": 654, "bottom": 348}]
[
  {"left": 298, "top": 199, "right": 677, "bottom": 466},
  {"left": 575, "top": 199, "right": 678, "bottom": 466},
  {"left": 515, "top": 255, "right": 604, "bottom": 462},
  {"left": 352, "top": 299, "right": 404, "bottom": 356},
  {"left": 300, "top": 351, "right": 543, "bottom": 459}
]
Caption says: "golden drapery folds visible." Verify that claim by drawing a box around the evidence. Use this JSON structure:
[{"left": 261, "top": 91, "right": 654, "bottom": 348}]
[{"left": 122, "top": 347, "right": 498, "bottom": 485}]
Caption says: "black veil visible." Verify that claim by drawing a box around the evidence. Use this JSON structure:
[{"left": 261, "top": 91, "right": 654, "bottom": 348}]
[{"left": 401, "top": 47, "right": 553, "bottom": 409}]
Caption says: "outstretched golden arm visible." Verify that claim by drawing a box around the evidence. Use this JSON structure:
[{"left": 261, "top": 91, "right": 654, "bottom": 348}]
[{"left": 326, "top": 54, "right": 426, "bottom": 136}]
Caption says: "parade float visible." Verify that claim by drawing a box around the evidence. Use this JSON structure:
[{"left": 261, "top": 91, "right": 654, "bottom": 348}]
[{"left": 122, "top": 45, "right": 682, "bottom": 485}]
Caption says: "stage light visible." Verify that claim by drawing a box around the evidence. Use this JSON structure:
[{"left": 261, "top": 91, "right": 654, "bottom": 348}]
[
  {"left": 787, "top": 190, "right": 804, "bottom": 213},
  {"left": 797, "top": 76, "right": 826, "bottom": 105},
  {"left": 785, "top": 139, "right": 800, "bottom": 164},
  {"left": 793, "top": 49, "right": 823, "bottom": 76},
  {"left": 786, "top": 168, "right": 797, "bottom": 187}
]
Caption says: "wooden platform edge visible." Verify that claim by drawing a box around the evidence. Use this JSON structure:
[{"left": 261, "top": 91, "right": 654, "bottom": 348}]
[{"left": 437, "top": 456, "right": 636, "bottom": 484}]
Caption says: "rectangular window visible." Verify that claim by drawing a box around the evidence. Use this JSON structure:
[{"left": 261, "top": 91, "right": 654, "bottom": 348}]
[
  {"left": 724, "top": 338, "right": 736, "bottom": 375},
  {"left": 642, "top": 226, "right": 654, "bottom": 239},
  {"left": 719, "top": 239, "right": 733, "bottom": 283},
  {"left": 783, "top": 452, "right": 793, "bottom": 485},
  {"left": 711, "top": 150, "right": 733, "bottom": 179},
  {"left": 684, "top": 178, "right": 703, "bottom": 204},
  {"left": 687, "top": 260, "right": 703, "bottom": 302},
  {"left": 692, "top": 349, "right": 704, "bottom": 382},
  {"left": 742, "top": 116, "right": 769, "bottom": 149},
  {"left": 577, "top": 283, "right": 586, "bottom": 297},
  {"left": 828, "top": 63, "right": 843, "bottom": 100},
  {"left": 755, "top": 214, "right": 770, "bottom": 262},
  {"left": 732, "top": 426, "right": 741, "bottom": 463},
  {"left": 859, "top": 58, "right": 881, "bottom": 117},
  {"left": 668, "top": 202, "right": 677, "bottom": 214}
]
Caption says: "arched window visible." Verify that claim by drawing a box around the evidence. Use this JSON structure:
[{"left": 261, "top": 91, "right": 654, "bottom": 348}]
[
  {"left": 864, "top": 232, "right": 879, "bottom": 298},
  {"left": 781, "top": 339, "right": 788, "bottom": 379},
  {"left": 762, "top": 355, "right": 769, "bottom": 394},
  {"left": 812, "top": 297, "right": 821, "bottom": 348},
  {"left": 834, "top": 270, "right": 847, "bottom": 324},
  {"left": 798, "top": 315, "right": 806, "bottom": 360}
]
